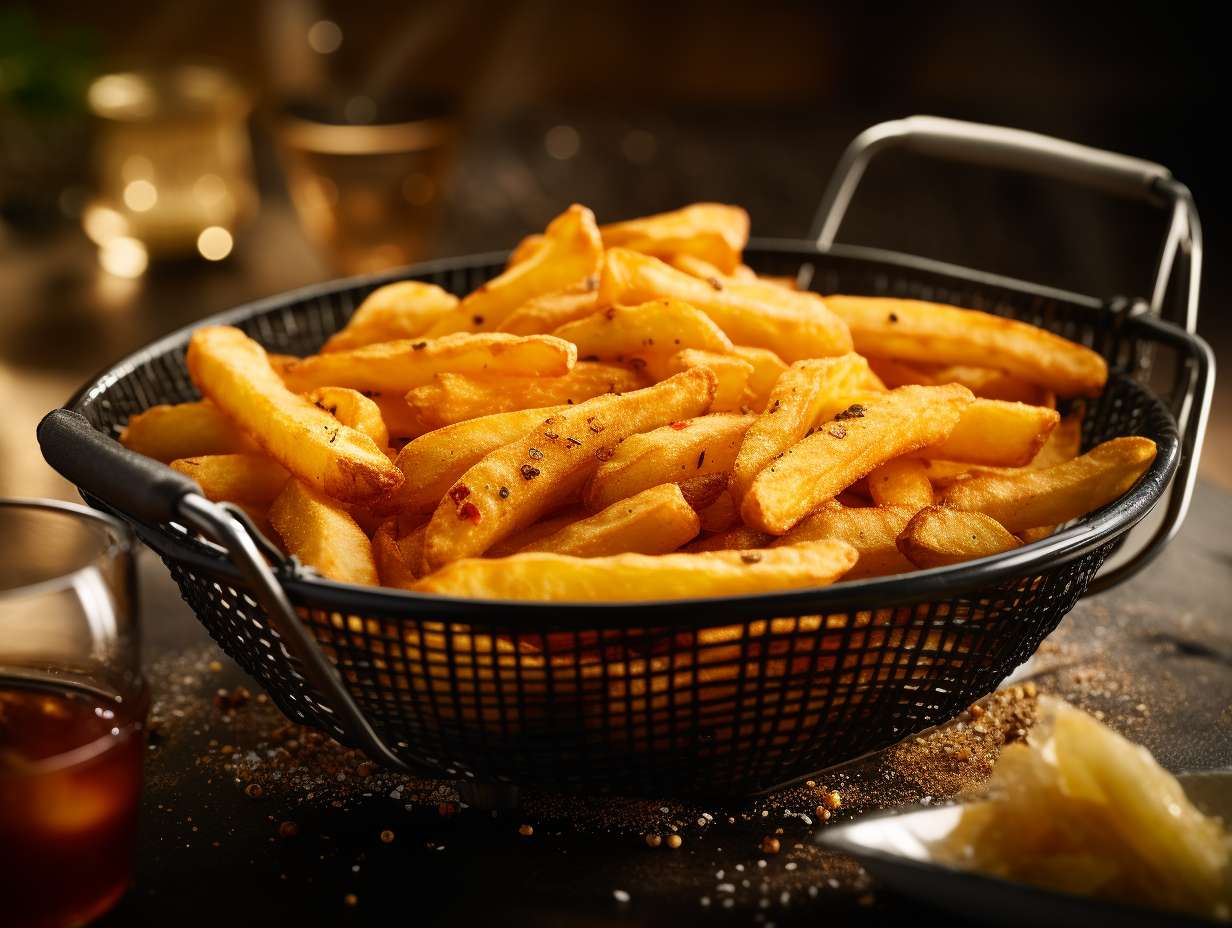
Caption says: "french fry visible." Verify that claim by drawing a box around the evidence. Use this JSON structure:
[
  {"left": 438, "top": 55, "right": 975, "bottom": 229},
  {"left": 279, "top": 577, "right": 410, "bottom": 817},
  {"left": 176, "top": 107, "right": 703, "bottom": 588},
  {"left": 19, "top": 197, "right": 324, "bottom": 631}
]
[
  {"left": 422, "top": 367, "right": 717, "bottom": 570},
  {"left": 919, "top": 408, "right": 1085, "bottom": 490},
  {"left": 940, "top": 436, "right": 1156, "bottom": 533},
  {"left": 732, "top": 345, "right": 789, "bottom": 412},
  {"left": 281, "top": 332, "right": 575, "bottom": 394},
  {"left": 185, "top": 326, "right": 402, "bottom": 503},
  {"left": 667, "top": 253, "right": 735, "bottom": 283},
  {"left": 697, "top": 490, "right": 738, "bottom": 533},
  {"left": 772, "top": 502, "right": 915, "bottom": 580},
  {"left": 897, "top": 506, "right": 1023, "bottom": 569},
  {"left": 507, "top": 233, "right": 545, "bottom": 267},
  {"left": 120, "top": 400, "right": 254, "bottom": 462},
  {"left": 552, "top": 299, "right": 734, "bottom": 359},
  {"left": 485, "top": 507, "right": 586, "bottom": 557},
  {"left": 676, "top": 472, "right": 730, "bottom": 512},
  {"left": 924, "top": 364, "right": 1056, "bottom": 407},
  {"left": 170, "top": 453, "right": 290, "bottom": 505},
  {"left": 372, "top": 517, "right": 427, "bottom": 587},
  {"left": 729, "top": 354, "right": 877, "bottom": 507},
  {"left": 866, "top": 356, "right": 937, "bottom": 389},
  {"left": 599, "top": 203, "right": 749, "bottom": 274},
  {"left": 583, "top": 412, "right": 753, "bottom": 511},
  {"left": 424, "top": 204, "right": 603, "bottom": 335},
  {"left": 867, "top": 458, "right": 933, "bottom": 510},
  {"left": 639, "top": 349, "right": 753, "bottom": 412},
  {"left": 269, "top": 479, "right": 379, "bottom": 585},
  {"left": 498, "top": 287, "right": 600, "bottom": 335},
  {"left": 599, "top": 248, "right": 852, "bottom": 363},
  {"left": 684, "top": 525, "right": 772, "bottom": 553},
  {"left": 517, "top": 484, "right": 700, "bottom": 557},
  {"left": 321, "top": 281, "right": 459, "bottom": 352},
  {"left": 912, "top": 399, "right": 1059, "bottom": 467},
  {"left": 381, "top": 404, "right": 570, "bottom": 517},
  {"left": 824, "top": 296, "right": 1108, "bottom": 396},
  {"left": 413, "top": 540, "right": 858, "bottom": 602},
  {"left": 366, "top": 392, "right": 432, "bottom": 443},
  {"left": 305, "top": 387, "right": 390, "bottom": 450},
  {"left": 742, "top": 384, "right": 974, "bottom": 534},
  {"left": 405, "top": 363, "right": 644, "bottom": 428}
]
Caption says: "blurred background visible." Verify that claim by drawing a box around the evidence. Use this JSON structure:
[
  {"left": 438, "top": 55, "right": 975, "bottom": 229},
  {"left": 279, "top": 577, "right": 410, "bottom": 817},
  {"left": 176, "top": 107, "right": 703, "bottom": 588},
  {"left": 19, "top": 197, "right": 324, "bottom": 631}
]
[{"left": 2, "top": 0, "right": 1226, "bottom": 499}]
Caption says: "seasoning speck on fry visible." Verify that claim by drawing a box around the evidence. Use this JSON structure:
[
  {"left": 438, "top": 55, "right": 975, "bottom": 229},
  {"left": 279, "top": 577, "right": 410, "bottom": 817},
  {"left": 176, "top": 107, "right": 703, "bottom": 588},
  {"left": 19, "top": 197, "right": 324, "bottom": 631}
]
[{"left": 520, "top": 464, "right": 541, "bottom": 480}]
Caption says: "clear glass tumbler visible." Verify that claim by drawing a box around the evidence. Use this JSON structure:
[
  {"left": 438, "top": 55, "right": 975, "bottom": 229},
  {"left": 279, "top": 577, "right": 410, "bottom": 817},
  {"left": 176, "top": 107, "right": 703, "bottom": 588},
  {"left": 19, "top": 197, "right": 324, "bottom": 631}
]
[{"left": 0, "top": 499, "right": 146, "bottom": 928}]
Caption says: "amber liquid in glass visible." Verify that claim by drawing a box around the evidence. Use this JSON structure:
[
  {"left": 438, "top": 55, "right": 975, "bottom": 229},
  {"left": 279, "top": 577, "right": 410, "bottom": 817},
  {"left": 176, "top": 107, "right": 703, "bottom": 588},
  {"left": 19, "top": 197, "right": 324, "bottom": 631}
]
[{"left": 0, "top": 680, "right": 144, "bottom": 928}]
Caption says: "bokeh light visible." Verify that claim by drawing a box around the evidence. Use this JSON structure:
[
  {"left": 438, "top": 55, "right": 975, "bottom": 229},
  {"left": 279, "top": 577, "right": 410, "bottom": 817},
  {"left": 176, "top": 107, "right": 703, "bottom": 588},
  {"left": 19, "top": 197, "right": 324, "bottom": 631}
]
[
  {"left": 196, "top": 226, "right": 234, "bottom": 261},
  {"left": 122, "top": 180, "right": 158, "bottom": 212},
  {"left": 98, "top": 237, "right": 149, "bottom": 278},
  {"left": 307, "top": 19, "right": 343, "bottom": 54}
]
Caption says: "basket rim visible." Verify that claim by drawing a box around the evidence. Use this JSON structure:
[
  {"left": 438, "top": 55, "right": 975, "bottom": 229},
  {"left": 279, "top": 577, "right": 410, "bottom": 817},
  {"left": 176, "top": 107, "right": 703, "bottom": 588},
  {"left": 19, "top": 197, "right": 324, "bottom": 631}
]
[{"left": 66, "top": 241, "right": 1187, "bottom": 624}]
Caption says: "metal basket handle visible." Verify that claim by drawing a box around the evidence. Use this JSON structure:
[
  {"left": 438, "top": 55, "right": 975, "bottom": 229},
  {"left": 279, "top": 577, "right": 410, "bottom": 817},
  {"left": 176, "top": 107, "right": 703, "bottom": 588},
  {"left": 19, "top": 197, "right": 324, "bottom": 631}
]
[
  {"left": 811, "top": 115, "right": 1201, "bottom": 332},
  {"left": 812, "top": 116, "right": 1212, "bottom": 596},
  {"left": 36, "top": 408, "right": 413, "bottom": 773}
]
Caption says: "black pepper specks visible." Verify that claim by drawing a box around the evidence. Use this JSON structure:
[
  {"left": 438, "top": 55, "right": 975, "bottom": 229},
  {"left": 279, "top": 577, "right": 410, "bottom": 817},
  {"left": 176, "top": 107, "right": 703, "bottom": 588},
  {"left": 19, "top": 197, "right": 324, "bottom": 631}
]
[
  {"left": 528, "top": 448, "right": 544, "bottom": 460},
  {"left": 696, "top": 450, "right": 706, "bottom": 469},
  {"left": 835, "top": 404, "right": 866, "bottom": 421},
  {"left": 498, "top": 486, "right": 510, "bottom": 499},
  {"left": 520, "top": 465, "right": 541, "bottom": 480},
  {"left": 740, "top": 552, "right": 762, "bottom": 564}
]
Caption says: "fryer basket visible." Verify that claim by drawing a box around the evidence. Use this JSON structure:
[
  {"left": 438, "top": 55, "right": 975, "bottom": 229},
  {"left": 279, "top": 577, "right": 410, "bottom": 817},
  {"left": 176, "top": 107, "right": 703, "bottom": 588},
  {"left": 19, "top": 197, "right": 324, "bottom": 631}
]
[{"left": 39, "top": 118, "right": 1213, "bottom": 796}]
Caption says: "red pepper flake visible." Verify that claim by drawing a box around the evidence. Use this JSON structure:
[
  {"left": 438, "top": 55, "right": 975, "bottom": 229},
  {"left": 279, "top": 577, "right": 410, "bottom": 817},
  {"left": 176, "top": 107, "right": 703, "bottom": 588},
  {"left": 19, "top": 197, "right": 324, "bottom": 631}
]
[
  {"left": 498, "top": 486, "right": 510, "bottom": 499},
  {"left": 457, "top": 501, "right": 481, "bottom": 523},
  {"left": 412, "top": 342, "right": 427, "bottom": 350},
  {"left": 670, "top": 421, "right": 690, "bottom": 430},
  {"left": 520, "top": 464, "right": 541, "bottom": 480},
  {"left": 448, "top": 485, "right": 470, "bottom": 504},
  {"left": 528, "top": 448, "right": 544, "bottom": 460}
]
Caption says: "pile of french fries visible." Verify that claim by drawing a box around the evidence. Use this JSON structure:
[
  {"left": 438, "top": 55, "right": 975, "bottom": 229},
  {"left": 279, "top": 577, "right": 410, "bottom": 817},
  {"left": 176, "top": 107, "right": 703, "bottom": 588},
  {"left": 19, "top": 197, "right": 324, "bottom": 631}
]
[{"left": 122, "top": 202, "right": 1157, "bottom": 604}]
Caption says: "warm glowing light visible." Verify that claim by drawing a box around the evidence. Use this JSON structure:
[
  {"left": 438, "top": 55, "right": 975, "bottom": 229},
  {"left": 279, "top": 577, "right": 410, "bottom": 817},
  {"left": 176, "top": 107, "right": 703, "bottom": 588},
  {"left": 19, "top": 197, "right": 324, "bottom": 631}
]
[
  {"left": 197, "top": 226, "right": 233, "bottom": 261},
  {"left": 544, "top": 125, "right": 580, "bottom": 160},
  {"left": 308, "top": 19, "right": 343, "bottom": 54},
  {"left": 123, "top": 180, "right": 158, "bottom": 212},
  {"left": 121, "top": 155, "right": 154, "bottom": 182},
  {"left": 193, "top": 173, "right": 227, "bottom": 205},
  {"left": 99, "top": 237, "right": 148, "bottom": 278},
  {"left": 87, "top": 73, "right": 155, "bottom": 118},
  {"left": 82, "top": 204, "right": 129, "bottom": 245}
]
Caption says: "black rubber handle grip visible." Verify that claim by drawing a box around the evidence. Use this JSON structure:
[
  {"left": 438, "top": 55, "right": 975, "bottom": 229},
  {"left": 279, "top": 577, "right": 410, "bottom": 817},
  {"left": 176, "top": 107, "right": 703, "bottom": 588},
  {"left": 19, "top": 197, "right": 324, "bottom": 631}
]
[{"left": 37, "top": 408, "right": 201, "bottom": 525}]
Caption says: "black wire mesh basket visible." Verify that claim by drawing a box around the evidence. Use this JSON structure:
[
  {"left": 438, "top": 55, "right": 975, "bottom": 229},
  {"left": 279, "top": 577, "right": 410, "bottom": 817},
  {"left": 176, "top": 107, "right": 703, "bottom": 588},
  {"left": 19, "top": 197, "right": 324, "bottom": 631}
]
[{"left": 40, "top": 118, "right": 1213, "bottom": 796}]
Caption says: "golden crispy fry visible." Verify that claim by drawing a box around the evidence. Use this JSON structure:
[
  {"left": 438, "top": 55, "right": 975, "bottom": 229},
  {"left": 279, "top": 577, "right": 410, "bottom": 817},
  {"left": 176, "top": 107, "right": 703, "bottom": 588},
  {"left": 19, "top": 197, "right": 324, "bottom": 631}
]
[
  {"left": 304, "top": 387, "right": 390, "bottom": 450},
  {"left": 729, "top": 354, "right": 877, "bottom": 507},
  {"left": 170, "top": 453, "right": 290, "bottom": 505},
  {"left": 866, "top": 356, "right": 937, "bottom": 389},
  {"left": 914, "top": 400, "right": 1059, "bottom": 467},
  {"left": 485, "top": 507, "right": 586, "bottom": 558},
  {"left": 517, "top": 484, "right": 699, "bottom": 557},
  {"left": 825, "top": 296, "right": 1108, "bottom": 396},
  {"left": 185, "top": 326, "right": 402, "bottom": 503},
  {"left": 731, "top": 345, "right": 789, "bottom": 412},
  {"left": 583, "top": 412, "right": 753, "bottom": 511},
  {"left": 941, "top": 436, "right": 1155, "bottom": 533},
  {"left": 281, "top": 332, "right": 575, "bottom": 394},
  {"left": 924, "top": 363, "right": 1056, "bottom": 407},
  {"left": 381, "top": 404, "right": 570, "bottom": 517},
  {"left": 497, "top": 287, "right": 600, "bottom": 335},
  {"left": 365, "top": 392, "right": 432, "bottom": 442},
  {"left": 897, "top": 506, "right": 1022, "bottom": 569},
  {"left": 667, "top": 253, "right": 734, "bottom": 282},
  {"left": 743, "top": 384, "right": 974, "bottom": 534},
  {"left": 772, "top": 502, "right": 915, "bottom": 580},
  {"left": 321, "top": 281, "right": 459, "bottom": 353},
  {"left": 269, "top": 479, "right": 379, "bottom": 585},
  {"left": 120, "top": 400, "right": 254, "bottom": 462},
  {"left": 405, "top": 363, "right": 644, "bottom": 429},
  {"left": 552, "top": 298, "right": 734, "bottom": 359},
  {"left": 413, "top": 540, "right": 857, "bottom": 602},
  {"left": 507, "top": 233, "right": 545, "bottom": 268},
  {"left": 1018, "top": 525, "right": 1056, "bottom": 543},
  {"left": 372, "top": 517, "right": 427, "bottom": 587},
  {"left": 697, "top": 490, "right": 738, "bottom": 533},
  {"left": 1031, "top": 407, "right": 1083, "bottom": 468},
  {"left": 599, "top": 203, "right": 749, "bottom": 274},
  {"left": 676, "top": 472, "right": 730, "bottom": 512},
  {"left": 639, "top": 349, "right": 753, "bottom": 412},
  {"left": 684, "top": 524, "right": 772, "bottom": 553},
  {"left": 867, "top": 458, "right": 933, "bottom": 510},
  {"left": 266, "top": 353, "right": 299, "bottom": 378},
  {"left": 599, "top": 248, "right": 852, "bottom": 363},
  {"left": 422, "top": 367, "right": 717, "bottom": 569},
  {"left": 425, "top": 204, "right": 603, "bottom": 336}
]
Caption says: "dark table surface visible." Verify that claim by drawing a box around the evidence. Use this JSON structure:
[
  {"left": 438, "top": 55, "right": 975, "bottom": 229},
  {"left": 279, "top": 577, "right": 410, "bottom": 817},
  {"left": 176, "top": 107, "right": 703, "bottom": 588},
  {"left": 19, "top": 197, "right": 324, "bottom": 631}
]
[{"left": 92, "top": 480, "right": 1231, "bottom": 928}]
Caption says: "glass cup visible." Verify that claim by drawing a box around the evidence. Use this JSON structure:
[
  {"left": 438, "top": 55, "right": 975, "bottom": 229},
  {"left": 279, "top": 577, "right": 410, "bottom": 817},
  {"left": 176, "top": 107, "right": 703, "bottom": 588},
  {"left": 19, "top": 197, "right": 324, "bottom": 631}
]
[
  {"left": 277, "top": 98, "right": 456, "bottom": 275},
  {"left": 0, "top": 499, "right": 146, "bottom": 928}
]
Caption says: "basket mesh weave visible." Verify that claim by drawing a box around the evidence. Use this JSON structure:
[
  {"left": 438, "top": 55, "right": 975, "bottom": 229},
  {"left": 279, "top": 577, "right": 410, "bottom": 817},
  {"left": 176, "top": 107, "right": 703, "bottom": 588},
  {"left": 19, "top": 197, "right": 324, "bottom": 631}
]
[{"left": 69, "top": 245, "right": 1181, "bottom": 795}]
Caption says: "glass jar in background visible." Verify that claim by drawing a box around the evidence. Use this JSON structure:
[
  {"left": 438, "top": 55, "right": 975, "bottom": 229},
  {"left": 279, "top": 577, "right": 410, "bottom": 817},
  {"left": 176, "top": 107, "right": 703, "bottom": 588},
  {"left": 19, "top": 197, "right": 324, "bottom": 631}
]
[
  {"left": 83, "top": 66, "right": 258, "bottom": 276},
  {"left": 277, "top": 98, "right": 455, "bottom": 275},
  {"left": 0, "top": 499, "right": 146, "bottom": 928}
]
